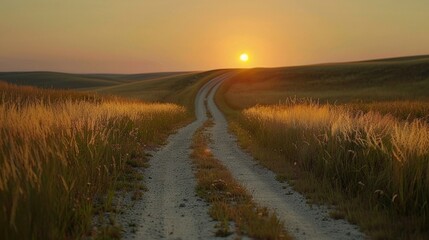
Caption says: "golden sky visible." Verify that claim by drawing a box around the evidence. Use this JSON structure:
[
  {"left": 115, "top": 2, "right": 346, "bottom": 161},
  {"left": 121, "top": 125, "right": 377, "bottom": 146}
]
[{"left": 1, "top": 1, "right": 429, "bottom": 73}]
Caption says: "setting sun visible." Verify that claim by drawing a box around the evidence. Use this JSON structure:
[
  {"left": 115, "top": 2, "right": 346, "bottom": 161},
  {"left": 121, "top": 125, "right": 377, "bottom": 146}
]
[{"left": 240, "top": 53, "right": 249, "bottom": 62}]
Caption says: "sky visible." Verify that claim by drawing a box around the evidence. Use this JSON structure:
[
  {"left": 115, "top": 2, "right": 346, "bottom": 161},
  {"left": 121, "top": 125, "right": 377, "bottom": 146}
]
[{"left": 1, "top": 0, "right": 429, "bottom": 73}]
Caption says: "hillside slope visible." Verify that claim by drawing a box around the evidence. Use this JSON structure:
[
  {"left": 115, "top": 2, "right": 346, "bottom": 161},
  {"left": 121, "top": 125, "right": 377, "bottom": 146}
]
[
  {"left": 219, "top": 55, "right": 429, "bottom": 109},
  {"left": 0, "top": 71, "right": 188, "bottom": 90}
]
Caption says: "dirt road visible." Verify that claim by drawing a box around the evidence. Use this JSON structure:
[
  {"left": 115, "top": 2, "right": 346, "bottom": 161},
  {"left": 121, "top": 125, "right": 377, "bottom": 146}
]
[
  {"left": 121, "top": 73, "right": 365, "bottom": 239},
  {"left": 119, "top": 75, "right": 230, "bottom": 239}
]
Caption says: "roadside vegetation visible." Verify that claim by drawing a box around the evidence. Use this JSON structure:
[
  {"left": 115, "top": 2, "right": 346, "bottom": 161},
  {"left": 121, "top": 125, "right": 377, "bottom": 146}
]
[
  {"left": 191, "top": 120, "right": 289, "bottom": 239},
  {"left": 0, "top": 82, "right": 187, "bottom": 239},
  {"left": 236, "top": 101, "right": 429, "bottom": 239},
  {"left": 215, "top": 56, "right": 429, "bottom": 239}
]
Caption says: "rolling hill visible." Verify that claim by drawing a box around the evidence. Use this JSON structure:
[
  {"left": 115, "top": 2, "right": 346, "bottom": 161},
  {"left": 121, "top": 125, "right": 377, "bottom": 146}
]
[
  {"left": 218, "top": 55, "right": 429, "bottom": 110},
  {"left": 0, "top": 71, "right": 189, "bottom": 90}
]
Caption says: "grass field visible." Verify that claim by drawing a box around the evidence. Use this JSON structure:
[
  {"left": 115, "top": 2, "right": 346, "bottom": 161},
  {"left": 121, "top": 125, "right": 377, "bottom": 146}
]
[
  {"left": 0, "top": 82, "right": 187, "bottom": 239},
  {"left": 216, "top": 56, "right": 429, "bottom": 239}
]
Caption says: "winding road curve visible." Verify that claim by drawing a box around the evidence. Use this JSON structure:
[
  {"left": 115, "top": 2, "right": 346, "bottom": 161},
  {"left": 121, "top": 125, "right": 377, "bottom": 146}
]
[{"left": 120, "top": 73, "right": 365, "bottom": 239}]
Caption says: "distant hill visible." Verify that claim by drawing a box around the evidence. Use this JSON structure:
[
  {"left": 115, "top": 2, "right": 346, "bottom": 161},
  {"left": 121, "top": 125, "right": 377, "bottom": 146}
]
[
  {"left": 247, "top": 54, "right": 429, "bottom": 89},
  {"left": 96, "top": 70, "right": 226, "bottom": 104},
  {"left": 220, "top": 55, "right": 429, "bottom": 108},
  {"left": 356, "top": 54, "right": 429, "bottom": 63},
  {"left": 0, "top": 71, "right": 189, "bottom": 90}
]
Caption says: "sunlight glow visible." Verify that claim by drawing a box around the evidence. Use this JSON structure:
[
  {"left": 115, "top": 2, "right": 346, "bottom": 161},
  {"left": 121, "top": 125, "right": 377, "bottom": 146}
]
[{"left": 240, "top": 53, "right": 249, "bottom": 62}]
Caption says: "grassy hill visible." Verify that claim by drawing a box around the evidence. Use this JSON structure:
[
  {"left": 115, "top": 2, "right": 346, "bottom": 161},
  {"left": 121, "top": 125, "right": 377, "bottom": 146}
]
[
  {"left": 0, "top": 71, "right": 188, "bottom": 90},
  {"left": 96, "top": 71, "right": 222, "bottom": 102},
  {"left": 219, "top": 55, "right": 429, "bottom": 110}
]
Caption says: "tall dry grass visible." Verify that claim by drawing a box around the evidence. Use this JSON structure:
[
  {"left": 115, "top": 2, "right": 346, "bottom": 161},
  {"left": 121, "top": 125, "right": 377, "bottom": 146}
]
[
  {"left": 240, "top": 100, "right": 429, "bottom": 231},
  {"left": 345, "top": 100, "right": 429, "bottom": 122},
  {"left": 0, "top": 82, "right": 186, "bottom": 239}
]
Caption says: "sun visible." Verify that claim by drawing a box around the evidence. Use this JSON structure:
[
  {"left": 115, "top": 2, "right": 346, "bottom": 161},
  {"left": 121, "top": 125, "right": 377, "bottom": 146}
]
[{"left": 239, "top": 53, "right": 249, "bottom": 62}]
